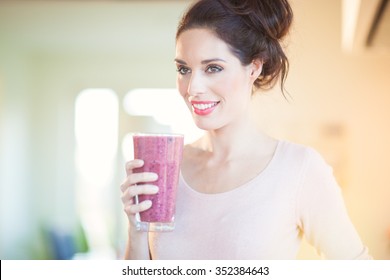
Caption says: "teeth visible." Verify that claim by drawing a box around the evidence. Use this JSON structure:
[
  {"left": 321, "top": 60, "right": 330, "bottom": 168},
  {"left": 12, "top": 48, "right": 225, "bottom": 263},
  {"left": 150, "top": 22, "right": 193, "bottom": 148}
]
[{"left": 193, "top": 102, "right": 218, "bottom": 110}]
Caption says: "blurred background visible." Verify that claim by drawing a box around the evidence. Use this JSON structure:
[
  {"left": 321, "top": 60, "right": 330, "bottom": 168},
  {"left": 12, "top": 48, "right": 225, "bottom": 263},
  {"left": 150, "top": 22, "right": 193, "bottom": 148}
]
[{"left": 0, "top": 0, "right": 389, "bottom": 260}]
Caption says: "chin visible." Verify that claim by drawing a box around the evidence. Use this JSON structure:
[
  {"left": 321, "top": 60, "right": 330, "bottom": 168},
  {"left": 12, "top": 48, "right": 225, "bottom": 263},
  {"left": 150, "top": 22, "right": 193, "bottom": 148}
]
[{"left": 193, "top": 118, "right": 223, "bottom": 132}]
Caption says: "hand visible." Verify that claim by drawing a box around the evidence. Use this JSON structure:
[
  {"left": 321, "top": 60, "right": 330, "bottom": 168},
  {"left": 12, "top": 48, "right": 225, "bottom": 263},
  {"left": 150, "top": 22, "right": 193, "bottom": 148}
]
[{"left": 120, "top": 159, "right": 159, "bottom": 229}]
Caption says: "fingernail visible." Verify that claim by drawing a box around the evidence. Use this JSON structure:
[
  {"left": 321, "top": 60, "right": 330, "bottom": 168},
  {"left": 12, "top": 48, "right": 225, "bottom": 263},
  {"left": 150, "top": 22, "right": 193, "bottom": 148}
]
[
  {"left": 145, "top": 200, "right": 152, "bottom": 207},
  {"left": 151, "top": 186, "right": 159, "bottom": 192}
]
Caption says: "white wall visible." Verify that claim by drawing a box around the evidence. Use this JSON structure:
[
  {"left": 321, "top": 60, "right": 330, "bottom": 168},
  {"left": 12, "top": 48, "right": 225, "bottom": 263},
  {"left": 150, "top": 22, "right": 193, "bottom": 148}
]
[
  {"left": 252, "top": 0, "right": 390, "bottom": 259},
  {"left": 0, "top": 48, "right": 37, "bottom": 258}
]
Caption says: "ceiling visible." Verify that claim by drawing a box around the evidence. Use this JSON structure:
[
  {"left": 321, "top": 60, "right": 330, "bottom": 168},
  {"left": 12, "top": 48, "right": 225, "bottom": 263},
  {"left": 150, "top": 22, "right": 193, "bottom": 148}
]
[
  {"left": 0, "top": 0, "right": 192, "bottom": 55},
  {"left": 342, "top": 0, "right": 390, "bottom": 53},
  {"left": 369, "top": 0, "right": 390, "bottom": 49},
  {"left": 0, "top": 0, "right": 389, "bottom": 55}
]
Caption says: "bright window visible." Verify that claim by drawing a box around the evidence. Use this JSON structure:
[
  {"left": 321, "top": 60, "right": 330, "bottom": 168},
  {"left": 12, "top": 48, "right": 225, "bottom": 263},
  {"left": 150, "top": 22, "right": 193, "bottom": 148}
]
[
  {"left": 74, "top": 88, "right": 118, "bottom": 258},
  {"left": 75, "top": 88, "right": 118, "bottom": 183}
]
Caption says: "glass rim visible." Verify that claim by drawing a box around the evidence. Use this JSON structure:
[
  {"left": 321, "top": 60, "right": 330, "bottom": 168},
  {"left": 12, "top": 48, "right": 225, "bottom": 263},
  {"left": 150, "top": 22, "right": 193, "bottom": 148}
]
[{"left": 131, "top": 132, "right": 184, "bottom": 138}]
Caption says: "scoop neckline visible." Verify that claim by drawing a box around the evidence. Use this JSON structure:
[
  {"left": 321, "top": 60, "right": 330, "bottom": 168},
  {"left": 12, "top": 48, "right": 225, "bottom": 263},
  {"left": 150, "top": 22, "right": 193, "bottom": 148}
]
[{"left": 179, "top": 139, "right": 283, "bottom": 199}]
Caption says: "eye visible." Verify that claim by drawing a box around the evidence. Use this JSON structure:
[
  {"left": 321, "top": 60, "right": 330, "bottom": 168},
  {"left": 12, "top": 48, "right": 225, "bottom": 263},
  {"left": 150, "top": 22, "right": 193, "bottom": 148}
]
[
  {"left": 176, "top": 66, "right": 191, "bottom": 75},
  {"left": 206, "top": 64, "right": 223, "bottom": 73}
]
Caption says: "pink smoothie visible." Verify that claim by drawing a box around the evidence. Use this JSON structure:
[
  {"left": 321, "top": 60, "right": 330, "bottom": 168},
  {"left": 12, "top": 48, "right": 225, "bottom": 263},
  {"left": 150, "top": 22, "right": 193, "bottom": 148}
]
[{"left": 133, "top": 134, "right": 184, "bottom": 224}]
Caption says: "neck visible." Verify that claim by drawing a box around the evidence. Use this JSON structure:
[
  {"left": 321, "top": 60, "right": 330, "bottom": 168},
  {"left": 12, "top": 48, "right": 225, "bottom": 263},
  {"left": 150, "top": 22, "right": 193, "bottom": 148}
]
[{"left": 195, "top": 116, "right": 268, "bottom": 163}]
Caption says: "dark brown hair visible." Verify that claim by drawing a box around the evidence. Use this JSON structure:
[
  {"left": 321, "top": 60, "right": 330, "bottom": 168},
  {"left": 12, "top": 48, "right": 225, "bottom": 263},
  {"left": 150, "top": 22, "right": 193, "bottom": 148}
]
[{"left": 176, "top": 0, "right": 293, "bottom": 95}]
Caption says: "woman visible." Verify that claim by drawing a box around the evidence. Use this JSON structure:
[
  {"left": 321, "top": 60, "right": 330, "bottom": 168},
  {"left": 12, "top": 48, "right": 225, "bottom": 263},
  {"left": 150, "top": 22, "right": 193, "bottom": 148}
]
[{"left": 120, "top": 0, "right": 371, "bottom": 259}]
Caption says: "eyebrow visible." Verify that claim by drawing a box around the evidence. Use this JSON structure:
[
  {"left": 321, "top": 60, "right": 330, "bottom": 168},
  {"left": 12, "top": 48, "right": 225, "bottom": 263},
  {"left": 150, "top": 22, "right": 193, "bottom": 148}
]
[{"left": 174, "top": 58, "right": 226, "bottom": 65}]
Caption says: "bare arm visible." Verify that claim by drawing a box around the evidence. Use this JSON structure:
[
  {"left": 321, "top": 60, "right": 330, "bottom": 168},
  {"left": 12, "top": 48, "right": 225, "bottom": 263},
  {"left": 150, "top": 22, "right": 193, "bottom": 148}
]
[{"left": 120, "top": 159, "right": 159, "bottom": 259}]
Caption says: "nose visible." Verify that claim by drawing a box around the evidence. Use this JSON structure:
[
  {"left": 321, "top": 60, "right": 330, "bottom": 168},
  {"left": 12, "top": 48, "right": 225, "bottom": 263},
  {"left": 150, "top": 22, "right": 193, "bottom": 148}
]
[{"left": 187, "top": 71, "right": 205, "bottom": 97}]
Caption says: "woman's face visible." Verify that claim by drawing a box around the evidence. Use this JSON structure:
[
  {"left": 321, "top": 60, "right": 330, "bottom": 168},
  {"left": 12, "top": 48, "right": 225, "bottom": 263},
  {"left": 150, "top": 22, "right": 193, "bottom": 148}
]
[{"left": 175, "top": 28, "right": 260, "bottom": 131}]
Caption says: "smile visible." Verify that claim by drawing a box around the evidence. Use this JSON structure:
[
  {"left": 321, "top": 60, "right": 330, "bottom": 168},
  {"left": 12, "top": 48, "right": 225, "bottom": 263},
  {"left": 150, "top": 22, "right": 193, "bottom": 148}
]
[{"left": 191, "top": 101, "right": 220, "bottom": 116}]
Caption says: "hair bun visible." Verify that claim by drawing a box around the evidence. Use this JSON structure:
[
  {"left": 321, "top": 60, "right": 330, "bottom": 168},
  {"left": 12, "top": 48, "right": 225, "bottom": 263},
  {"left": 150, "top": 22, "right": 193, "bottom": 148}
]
[{"left": 222, "top": 0, "right": 293, "bottom": 40}]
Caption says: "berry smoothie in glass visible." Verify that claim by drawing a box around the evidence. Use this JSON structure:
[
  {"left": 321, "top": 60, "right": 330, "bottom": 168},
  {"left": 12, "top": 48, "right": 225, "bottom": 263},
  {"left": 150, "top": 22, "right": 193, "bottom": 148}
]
[{"left": 132, "top": 133, "right": 184, "bottom": 232}]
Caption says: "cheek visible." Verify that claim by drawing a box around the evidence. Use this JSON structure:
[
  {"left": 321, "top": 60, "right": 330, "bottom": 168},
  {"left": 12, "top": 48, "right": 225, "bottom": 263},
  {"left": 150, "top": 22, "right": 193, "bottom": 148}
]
[
  {"left": 212, "top": 73, "right": 240, "bottom": 96},
  {"left": 223, "top": 71, "right": 251, "bottom": 94}
]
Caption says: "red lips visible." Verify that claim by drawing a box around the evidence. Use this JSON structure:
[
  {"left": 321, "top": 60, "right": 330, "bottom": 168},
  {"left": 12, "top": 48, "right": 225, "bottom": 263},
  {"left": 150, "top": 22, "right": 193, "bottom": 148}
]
[{"left": 191, "top": 101, "right": 220, "bottom": 116}]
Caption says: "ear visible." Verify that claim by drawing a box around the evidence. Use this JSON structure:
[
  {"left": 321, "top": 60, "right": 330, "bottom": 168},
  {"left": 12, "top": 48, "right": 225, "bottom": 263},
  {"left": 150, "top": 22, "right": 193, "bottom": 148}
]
[{"left": 250, "top": 58, "right": 263, "bottom": 80}]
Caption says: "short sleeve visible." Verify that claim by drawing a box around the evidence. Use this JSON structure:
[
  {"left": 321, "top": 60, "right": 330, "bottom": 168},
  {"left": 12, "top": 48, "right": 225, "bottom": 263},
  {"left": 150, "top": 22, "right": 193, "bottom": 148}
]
[{"left": 296, "top": 148, "right": 372, "bottom": 259}]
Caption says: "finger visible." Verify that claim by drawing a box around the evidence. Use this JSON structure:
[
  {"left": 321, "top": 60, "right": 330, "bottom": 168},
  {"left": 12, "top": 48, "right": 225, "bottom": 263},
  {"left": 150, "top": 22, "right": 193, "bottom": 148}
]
[
  {"left": 125, "top": 159, "right": 144, "bottom": 175},
  {"left": 124, "top": 200, "right": 153, "bottom": 216},
  {"left": 128, "top": 172, "right": 158, "bottom": 186},
  {"left": 120, "top": 172, "right": 158, "bottom": 193},
  {"left": 126, "top": 184, "right": 159, "bottom": 199},
  {"left": 121, "top": 184, "right": 159, "bottom": 204}
]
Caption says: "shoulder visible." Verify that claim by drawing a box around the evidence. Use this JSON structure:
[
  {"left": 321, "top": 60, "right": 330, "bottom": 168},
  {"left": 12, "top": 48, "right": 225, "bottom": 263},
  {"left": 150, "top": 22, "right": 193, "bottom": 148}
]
[
  {"left": 278, "top": 140, "right": 328, "bottom": 168},
  {"left": 279, "top": 140, "right": 342, "bottom": 207},
  {"left": 276, "top": 140, "right": 333, "bottom": 184}
]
